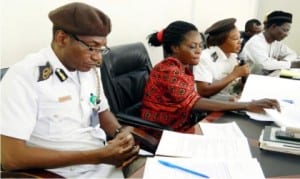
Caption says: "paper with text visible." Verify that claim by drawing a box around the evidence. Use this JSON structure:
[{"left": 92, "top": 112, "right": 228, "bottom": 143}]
[
  {"left": 155, "top": 130, "right": 251, "bottom": 159},
  {"left": 199, "top": 122, "right": 245, "bottom": 138},
  {"left": 239, "top": 74, "right": 300, "bottom": 127}
]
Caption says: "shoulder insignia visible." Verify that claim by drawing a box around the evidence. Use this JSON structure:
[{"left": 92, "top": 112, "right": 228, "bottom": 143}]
[
  {"left": 55, "top": 68, "right": 68, "bottom": 82},
  {"left": 38, "top": 62, "right": 53, "bottom": 82},
  {"left": 211, "top": 52, "right": 218, "bottom": 62}
]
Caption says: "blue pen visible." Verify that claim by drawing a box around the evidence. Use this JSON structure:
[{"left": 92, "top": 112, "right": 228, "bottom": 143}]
[
  {"left": 158, "top": 160, "right": 209, "bottom": 178},
  {"left": 282, "top": 99, "right": 294, "bottom": 104}
]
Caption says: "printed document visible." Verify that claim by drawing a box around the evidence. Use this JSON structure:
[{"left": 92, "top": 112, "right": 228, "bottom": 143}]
[
  {"left": 199, "top": 121, "right": 245, "bottom": 138},
  {"left": 239, "top": 74, "right": 300, "bottom": 127},
  {"left": 155, "top": 130, "right": 251, "bottom": 159}
]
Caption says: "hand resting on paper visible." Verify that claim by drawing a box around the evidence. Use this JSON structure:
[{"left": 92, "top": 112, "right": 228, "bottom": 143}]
[{"left": 246, "top": 98, "right": 281, "bottom": 114}]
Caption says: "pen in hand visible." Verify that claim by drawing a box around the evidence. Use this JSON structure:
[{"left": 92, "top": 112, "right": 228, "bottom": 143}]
[{"left": 158, "top": 159, "right": 210, "bottom": 178}]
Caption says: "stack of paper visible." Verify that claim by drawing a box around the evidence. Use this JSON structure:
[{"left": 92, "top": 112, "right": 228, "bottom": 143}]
[
  {"left": 239, "top": 74, "right": 300, "bottom": 127},
  {"left": 144, "top": 156, "right": 264, "bottom": 179},
  {"left": 199, "top": 122, "right": 245, "bottom": 138},
  {"left": 259, "top": 126, "right": 300, "bottom": 155},
  {"left": 143, "top": 122, "right": 265, "bottom": 179},
  {"left": 155, "top": 130, "right": 251, "bottom": 159}
]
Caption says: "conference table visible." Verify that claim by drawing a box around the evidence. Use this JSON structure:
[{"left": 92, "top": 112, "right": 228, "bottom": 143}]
[{"left": 128, "top": 112, "right": 300, "bottom": 178}]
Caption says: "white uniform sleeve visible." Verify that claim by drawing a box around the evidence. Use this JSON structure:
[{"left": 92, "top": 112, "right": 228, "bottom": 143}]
[
  {"left": 277, "top": 43, "right": 298, "bottom": 62},
  {"left": 0, "top": 69, "right": 38, "bottom": 140},
  {"left": 193, "top": 50, "right": 214, "bottom": 83}
]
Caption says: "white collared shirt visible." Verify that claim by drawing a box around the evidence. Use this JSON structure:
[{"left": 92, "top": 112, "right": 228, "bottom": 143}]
[
  {"left": 240, "top": 32, "right": 298, "bottom": 74},
  {"left": 193, "top": 46, "right": 239, "bottom": 99},
  {"left": 0, "top": 47, "right": 122, "bottom": 178}
]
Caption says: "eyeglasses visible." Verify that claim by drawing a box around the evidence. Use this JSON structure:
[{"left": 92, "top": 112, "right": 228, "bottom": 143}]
[{"left": 69, "top": 34, "right": 110, "bottom": 55}]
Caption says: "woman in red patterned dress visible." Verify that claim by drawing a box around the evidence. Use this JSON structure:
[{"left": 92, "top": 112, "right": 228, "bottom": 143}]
[{"left": 141, "top": 20, "right": 280, "bottom": 134}]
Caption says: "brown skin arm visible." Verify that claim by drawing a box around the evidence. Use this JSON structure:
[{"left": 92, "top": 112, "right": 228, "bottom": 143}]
[
  {"left": 192, "top": 98, "right": 280, "bottom": 113},
  {"left": 1, "top": 135, "right": 100, "bottom": 171},
  {"left": 1, "top": 110, "right": 139, "bottom": 171},
  {"left": 196, "top": 64, "right": 249, "bottom": 97},
  {"left": 98, "top": 109, "right": 140, "bottom": 167},
  {"left": 99, "top": 109, "right": 123, "bottom": 138}
]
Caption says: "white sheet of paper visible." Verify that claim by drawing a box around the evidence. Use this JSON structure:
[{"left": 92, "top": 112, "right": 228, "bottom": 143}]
[
  {"left": 143, "top": 156, "right": 265, "bottom": 179},
  {"left": 239, "top": 74, "right": 300, "bottom": 127},
  {"left": 199, "top": 121, "right": 245, "bottom": 138},
  {"left": 155, "top": 130, "right": 252, "bottom": 159}
]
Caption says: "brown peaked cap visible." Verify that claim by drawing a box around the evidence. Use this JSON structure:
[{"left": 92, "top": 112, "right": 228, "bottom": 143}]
[
  {"left": 49, "top": 2, "right": 111, "bottom": 36},
  {"left": 205, "top": 18, "right": 236, "bottom": 35}
]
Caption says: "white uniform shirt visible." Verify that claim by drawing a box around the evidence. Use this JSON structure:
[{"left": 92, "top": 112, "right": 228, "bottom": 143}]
[
  {"left": 0, "top": 47, "right": 123, "bottom": 178},
  {"left": 240, "top": 32, "right": 298, "bottom": 74},
  {"left": 193, "top": 46, "right": 240, "bottom": 100}
]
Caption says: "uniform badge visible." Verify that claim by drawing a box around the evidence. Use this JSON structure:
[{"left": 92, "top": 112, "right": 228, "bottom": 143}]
[
  {"left": 211, "top": 52, "right": 218, "bottom": 62},
  {"left": 55, "top": 68, "right": 68, "bottom": 82},
  {"left": 38, "top": 62, "right": 53, "bottom": 82},
  {"left": 90, "top": 93, "right": 101, "bottom": 112}
]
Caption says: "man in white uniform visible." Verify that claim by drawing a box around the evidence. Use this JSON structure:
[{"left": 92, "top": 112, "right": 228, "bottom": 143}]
[
  {"left": 0, "top": 2, "right": 139, "bottom": 178},
  {"left": 240, "top": 10, "right": 300, "bottom": 75},
  {"left": 193, "top": 18, "right": 250, "bottom": 101}
]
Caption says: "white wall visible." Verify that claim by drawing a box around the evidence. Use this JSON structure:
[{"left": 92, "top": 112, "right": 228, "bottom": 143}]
[
  {"left": 4, "top": 0, "right": 298, "bottom": 68},
  {"left": 1, "top": 0, "right": 260, "bottom": 68}
]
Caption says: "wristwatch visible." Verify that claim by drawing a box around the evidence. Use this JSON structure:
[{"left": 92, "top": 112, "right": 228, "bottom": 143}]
[{"left": 113, "top": 126, "right": 123, "bottom": 138}]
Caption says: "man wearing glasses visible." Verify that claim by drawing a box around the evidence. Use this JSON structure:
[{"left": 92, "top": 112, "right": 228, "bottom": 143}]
[
  {"left": 240, "top": 10, "right": 300, "bottom": 75},
  {"left": 1, "top": 2, "right": 139, "bottom": 178}
]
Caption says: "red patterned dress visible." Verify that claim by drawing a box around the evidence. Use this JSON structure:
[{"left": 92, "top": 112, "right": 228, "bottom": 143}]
[{"left": 141, "top": 57, "right": 201, "bottom": 133}]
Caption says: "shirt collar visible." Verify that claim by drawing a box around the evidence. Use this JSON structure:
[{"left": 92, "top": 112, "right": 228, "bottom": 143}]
[{"left": 211, "top": 46, "right": 237, "bottom": 60}]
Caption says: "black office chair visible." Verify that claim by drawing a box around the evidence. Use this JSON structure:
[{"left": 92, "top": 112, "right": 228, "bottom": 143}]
[
  {"left": 101, "top": 42, "right": 171, "bottom": 131},
  {"left": 0, "top": 67, "right": 9, "bottom": 80},
  {"left": 100, "top": 42, "right": 173, "bottom": 152},
  {"left": 200, "top": 32, "right": 208, "bottom": 49}
]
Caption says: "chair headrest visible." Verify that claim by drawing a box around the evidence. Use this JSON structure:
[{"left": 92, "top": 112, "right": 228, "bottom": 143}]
[{"left": 103, "top": 42, "right": 151, "bottom": 77}]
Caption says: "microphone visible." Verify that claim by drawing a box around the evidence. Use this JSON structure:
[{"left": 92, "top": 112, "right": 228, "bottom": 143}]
[{"left": 238, "top": 57, "right": 247, "bottom": 83}]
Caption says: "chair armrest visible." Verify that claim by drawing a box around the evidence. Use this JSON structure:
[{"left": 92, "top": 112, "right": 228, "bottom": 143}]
[{"left": 116, "top": 113, "right": 172, "bottom": 131}]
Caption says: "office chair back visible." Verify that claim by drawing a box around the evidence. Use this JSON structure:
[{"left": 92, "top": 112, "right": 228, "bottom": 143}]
[
  {"left": 0, "top": 67, "right": 9, "bottom": 81},
  {"left": 101, "top": 42, "right": 152, "bottom": 117},
  {"left": 101, "top": 42, "right": 171, "bottom": 131},
  {"left": 100, "top": 42, "right": 170, "bottom": 152}
]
